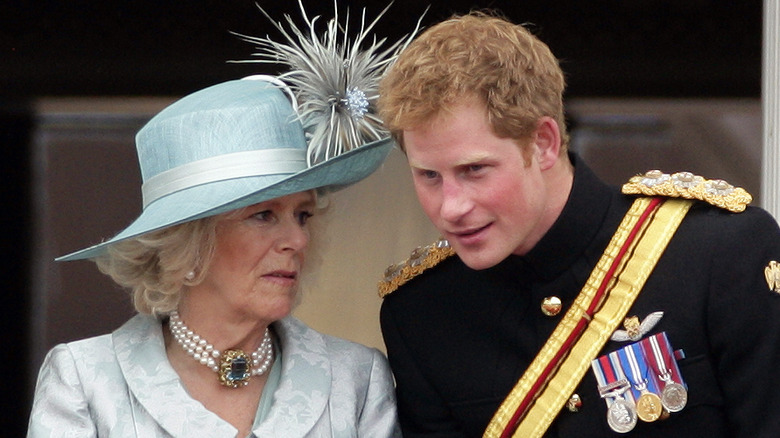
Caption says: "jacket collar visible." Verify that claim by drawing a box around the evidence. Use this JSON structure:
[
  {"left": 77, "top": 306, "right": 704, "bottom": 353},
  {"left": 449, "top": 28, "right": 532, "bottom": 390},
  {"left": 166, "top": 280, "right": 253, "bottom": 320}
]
[
  {"left": 517, "top": 152, "right": 616, "bottom": 280},
  {"left": 113, "top": 314, "right": 236, "bottom": 437},
  {"left": 113, "top": 314, "right": 332, "bottom": 437}
]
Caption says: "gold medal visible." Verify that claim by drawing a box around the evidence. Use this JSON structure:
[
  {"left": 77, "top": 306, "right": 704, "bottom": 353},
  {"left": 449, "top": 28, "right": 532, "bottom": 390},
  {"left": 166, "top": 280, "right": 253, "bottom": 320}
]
[
  {"left": 619, "top": 342, "right": 664, "bottom": 422},
  {"left": 635, "top": 390, "right": 664, "bottom": 422}
]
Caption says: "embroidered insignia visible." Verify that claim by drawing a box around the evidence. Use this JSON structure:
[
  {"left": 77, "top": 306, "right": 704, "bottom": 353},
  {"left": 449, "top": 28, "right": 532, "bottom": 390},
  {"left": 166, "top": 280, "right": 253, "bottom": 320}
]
[
  {"left": 611, "top": 311, "right": 664, "bottom": 342},
  {"left": 621, "top": 170, "right": 752, "bottom": 213},
  {"left": 766, "top": 261, "right": 780, "bottom": 294},
  {"left": 378, "top": 239, "right": 456, "bottom": 298}
]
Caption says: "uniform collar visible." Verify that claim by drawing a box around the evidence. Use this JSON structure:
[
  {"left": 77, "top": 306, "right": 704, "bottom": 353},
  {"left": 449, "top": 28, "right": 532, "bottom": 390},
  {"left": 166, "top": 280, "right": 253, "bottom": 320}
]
[{"left": 514, "top": 153, "right": 615, "bottom": 280}]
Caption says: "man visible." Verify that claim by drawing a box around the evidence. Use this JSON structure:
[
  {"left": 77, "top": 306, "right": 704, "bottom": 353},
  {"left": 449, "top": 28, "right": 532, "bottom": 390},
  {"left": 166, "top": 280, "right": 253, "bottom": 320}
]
[{"left": 377, "top": 11, "right": 780, "bottom": 438}]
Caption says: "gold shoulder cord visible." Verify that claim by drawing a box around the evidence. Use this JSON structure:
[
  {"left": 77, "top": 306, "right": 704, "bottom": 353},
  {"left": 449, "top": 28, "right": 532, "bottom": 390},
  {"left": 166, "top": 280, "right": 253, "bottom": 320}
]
[
  {"left": 621, "top": 170, "right": 751, "bottom": 212},
  {"left": 379, "top": 239, "right": 455, "bottom": 298}
]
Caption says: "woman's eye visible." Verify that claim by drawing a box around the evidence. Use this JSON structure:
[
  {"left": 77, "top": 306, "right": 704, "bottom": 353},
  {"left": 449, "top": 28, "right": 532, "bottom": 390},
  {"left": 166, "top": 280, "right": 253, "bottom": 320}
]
[
  {"left": 297, "top": 211, "right": 314, "bottom": 225},
  {"left": 253, "top": 210, "right": 273, "bottom": 222},
  {"left": 468, "top": 164, "right": 484, "bottom": 172}
]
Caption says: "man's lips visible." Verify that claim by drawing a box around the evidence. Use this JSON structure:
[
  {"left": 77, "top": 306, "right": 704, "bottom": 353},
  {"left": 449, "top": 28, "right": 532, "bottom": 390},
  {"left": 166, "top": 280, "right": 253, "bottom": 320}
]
[{"left": 448, "top": 223, "right": 490, "bottom": 238}]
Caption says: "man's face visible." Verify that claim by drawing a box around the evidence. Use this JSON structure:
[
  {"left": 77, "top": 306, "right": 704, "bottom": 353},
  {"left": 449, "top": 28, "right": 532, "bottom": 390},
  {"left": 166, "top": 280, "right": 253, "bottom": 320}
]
[{"left": 404, "top": 99, "right": 556, "bottom": 270}]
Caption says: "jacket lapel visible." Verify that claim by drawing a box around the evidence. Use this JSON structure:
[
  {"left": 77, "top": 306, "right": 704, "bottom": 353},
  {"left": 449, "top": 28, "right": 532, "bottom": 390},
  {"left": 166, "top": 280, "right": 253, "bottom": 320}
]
[
  {"left": 253, "top": 317, "right": 332, "bottom": 436},
  {"left": 113, "top": 314, "right": 236, "bottom": 437}
]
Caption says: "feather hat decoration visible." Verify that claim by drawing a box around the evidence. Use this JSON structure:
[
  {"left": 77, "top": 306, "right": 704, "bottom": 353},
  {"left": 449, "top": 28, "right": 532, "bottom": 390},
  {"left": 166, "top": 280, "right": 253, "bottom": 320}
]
[{"left": 233, "top": 0, "right": 424, "bottom": 166}]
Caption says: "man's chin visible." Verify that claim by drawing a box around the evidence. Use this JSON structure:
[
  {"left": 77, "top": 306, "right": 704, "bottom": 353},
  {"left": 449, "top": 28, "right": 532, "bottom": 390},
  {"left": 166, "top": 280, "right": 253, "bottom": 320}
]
[{"left": 455, "top": 247, "right": 505, "bottom": 271}]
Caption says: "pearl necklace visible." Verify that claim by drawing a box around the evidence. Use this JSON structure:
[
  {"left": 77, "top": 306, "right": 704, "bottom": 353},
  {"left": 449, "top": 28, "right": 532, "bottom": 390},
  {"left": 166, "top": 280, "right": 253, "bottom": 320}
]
[{"left": 168, "top": 310, "right": 274, "bottom": 388}]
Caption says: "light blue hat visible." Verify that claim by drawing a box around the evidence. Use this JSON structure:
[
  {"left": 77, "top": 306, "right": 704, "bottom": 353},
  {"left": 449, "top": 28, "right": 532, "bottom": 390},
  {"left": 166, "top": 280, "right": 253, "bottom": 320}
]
[{"left": 57, "top": 78, "right": 392, "bottom": 261}]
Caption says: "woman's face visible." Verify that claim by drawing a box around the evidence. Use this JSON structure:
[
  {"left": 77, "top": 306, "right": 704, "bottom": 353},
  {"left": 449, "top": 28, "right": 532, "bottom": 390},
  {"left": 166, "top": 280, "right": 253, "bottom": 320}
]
[{"left": 194, "top": 191, "right": 315, "bottom": 326}]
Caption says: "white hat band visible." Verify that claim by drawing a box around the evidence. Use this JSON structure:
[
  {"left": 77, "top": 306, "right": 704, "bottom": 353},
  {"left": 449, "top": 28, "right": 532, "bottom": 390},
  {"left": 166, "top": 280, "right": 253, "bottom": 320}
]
[{"left": 141, "top": 149, "right": 307, "bottom": 208}]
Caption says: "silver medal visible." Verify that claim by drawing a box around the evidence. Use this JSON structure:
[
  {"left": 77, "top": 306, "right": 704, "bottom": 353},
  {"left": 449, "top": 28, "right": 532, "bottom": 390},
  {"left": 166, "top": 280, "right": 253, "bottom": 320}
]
[
  {"left": 607, "top": 398, "right": 638, "bottom": 433},
  {"left": 661, "top": 381, "right": 688, "bottom": 412},
  {"left": 647, "top": 334, "right": 689, "bottom": 414}
]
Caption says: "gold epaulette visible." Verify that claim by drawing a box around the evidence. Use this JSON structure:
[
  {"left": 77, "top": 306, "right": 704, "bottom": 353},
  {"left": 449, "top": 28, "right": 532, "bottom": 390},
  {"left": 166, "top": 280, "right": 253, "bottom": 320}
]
[
  {"left": 378, "top": 239, "right": 456, "bottom": 298},
  {"left": 621, "top": 170, "right": 752, "bottom": 213}
]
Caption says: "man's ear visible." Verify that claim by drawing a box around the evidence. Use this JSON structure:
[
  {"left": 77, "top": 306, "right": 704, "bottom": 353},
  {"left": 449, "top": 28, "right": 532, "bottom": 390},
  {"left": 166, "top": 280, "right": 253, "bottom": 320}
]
[{"left": 533, "top": 116, "right": 562, "bottom": 170}]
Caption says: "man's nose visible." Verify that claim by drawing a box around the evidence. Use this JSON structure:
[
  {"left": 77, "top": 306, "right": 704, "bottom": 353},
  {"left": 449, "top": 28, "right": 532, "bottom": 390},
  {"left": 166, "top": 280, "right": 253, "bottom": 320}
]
[{"left": 439, "top": 180, "right": 473, "bottom": 222}]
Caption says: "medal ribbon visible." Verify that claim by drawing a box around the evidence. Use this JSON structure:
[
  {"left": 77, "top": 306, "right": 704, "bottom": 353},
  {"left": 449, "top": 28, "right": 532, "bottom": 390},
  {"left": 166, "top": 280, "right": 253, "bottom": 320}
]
[
  {"left": 592, "top": 354, "right": 629, "bottom": 399},
  {"left": 643, "top": 332, "right": 686, "bottom": 387},
  {"left": 596, "top": 355, "right": 617, "bottom": 386},
  {"left": 484, "top": 198, "right": 693, "bottom": 438},
  {"left": 642, "top": 334, "right": 668, "bottom": 382},
  {"left": 608, "top": 351, "right": 635, "bottom": 403},
  {"left": 661, "top": 334, "right": 685, "bottom": 386},
  {"left": 617, "top": 343, "right": 659, "bottom": 398},
  {"left": 591, "top": 356, "right": 609, "bottom": 388}
]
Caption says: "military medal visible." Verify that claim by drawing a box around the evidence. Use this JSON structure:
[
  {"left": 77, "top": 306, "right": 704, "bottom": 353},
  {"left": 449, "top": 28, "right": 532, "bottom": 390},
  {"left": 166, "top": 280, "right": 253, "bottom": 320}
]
[
  {"left": 642, "top": 333, "right": 688, "bottom": 412},
  {"left": 659, "top": 382, "right": 687, "bottom": 413},
  {"left": 607, "top": 395, "right": 638, "bottom": 434},
  {"left": 635, "top": 391, "right": 664, "bottom": 422},
  {"left": 618, "top": 343, "right": 664, "bottom": 422},
  {"left": 592, "top": 354, "right": 638, "bottom": 433}
]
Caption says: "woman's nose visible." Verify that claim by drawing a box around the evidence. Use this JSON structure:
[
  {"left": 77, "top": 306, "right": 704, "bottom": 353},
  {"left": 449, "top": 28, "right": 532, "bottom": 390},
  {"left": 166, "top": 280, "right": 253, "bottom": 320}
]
[{"left": 278, "top": 220, "right": 309, "bottom": 252}]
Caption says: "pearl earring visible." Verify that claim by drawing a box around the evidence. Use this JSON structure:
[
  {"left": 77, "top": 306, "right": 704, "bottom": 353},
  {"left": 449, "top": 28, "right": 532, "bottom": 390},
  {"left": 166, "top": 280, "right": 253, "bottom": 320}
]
[{"left": 185, "top": 271, "right": 196, "bottom": 281}]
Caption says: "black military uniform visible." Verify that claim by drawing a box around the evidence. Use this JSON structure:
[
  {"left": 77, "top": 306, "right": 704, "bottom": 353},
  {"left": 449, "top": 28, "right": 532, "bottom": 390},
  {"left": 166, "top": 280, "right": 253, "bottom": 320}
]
[{"left": 380, "top": 154, "right": 780, "bottom": 437}]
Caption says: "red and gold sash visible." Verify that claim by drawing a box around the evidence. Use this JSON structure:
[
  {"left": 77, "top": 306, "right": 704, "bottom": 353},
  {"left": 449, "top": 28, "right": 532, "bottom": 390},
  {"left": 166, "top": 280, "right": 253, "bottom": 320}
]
[{"left": 484, "top": 197, "right": 693, "bottom": 438}]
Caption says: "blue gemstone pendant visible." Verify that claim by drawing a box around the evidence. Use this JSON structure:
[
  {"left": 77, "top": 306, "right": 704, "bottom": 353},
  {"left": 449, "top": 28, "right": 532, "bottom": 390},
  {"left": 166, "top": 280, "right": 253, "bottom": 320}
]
[{"left": 219, "top": 349, "right": 251, "bottom": 388}]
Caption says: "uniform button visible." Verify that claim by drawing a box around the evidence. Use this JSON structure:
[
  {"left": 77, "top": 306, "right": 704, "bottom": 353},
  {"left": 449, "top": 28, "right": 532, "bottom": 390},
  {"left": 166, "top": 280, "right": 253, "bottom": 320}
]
[
  {"left": 541, "top": 296, "right": 562, "bottom": 316},
  {"left": 567, "top": 394, "right": 582, "bottom": 412}
]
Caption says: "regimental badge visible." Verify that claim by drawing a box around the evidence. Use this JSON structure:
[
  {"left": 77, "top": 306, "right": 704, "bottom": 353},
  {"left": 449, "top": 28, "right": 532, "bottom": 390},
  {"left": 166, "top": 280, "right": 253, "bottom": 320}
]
[
  {"left": 766, "top": 261, "right": 780, "bottom": 294},
  {"left": 611, "top": 311, "right": 664, "bottom": 342}
]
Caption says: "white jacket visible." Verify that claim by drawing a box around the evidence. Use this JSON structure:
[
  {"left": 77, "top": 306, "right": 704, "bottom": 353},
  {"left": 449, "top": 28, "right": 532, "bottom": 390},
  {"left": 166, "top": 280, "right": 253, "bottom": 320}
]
[{"left": 28, "top": 314, "right": 400, "bottom": 437}]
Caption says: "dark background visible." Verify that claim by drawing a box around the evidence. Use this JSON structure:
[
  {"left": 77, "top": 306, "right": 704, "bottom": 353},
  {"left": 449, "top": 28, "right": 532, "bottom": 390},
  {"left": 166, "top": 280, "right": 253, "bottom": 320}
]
[
  {"left": 1, "top": 0, "right": 763, "bottom": 435},
  {"left": 2, "top": 0, "right": 763, "bottom": 98}
]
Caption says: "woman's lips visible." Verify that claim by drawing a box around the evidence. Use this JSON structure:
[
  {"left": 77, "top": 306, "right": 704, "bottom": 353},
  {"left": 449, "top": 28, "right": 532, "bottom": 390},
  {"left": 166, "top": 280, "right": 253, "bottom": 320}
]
[{"left": 263, "top": 270, "right": 297, "bottom": 284}]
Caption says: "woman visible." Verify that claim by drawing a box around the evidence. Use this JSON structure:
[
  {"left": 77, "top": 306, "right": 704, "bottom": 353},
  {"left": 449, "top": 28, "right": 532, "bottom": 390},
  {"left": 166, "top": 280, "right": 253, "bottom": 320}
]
[
  {"left": 28, "top": 3, "right": 420, "bottom": 435},
  {"left": 29, "top": 74, "right": 397, "bottom": 437},
  {"left": 27, "top": 76, "right": 399, "bottom": 437},
  {"left": 30, "top": 0, "right": 431, "bottom": 427}
]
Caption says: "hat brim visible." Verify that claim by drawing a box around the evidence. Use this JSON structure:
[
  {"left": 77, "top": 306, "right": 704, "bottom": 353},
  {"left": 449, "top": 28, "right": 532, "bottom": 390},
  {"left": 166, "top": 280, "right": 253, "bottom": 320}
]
[{"left": 57, "top": 137, "right": 394, "bottom": 261}]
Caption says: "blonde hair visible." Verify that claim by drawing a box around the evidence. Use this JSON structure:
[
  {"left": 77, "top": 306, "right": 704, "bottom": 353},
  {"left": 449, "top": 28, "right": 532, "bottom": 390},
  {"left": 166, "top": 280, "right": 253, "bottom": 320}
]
[
  {"left": 95, "top": 191, "right": 329, "bottom": 316},
  {"left": 95, "top": 216, "right": 220, "bottom": 315},
  {"left": 379, "top": 11, "right": 569, "bottom": 153}
]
